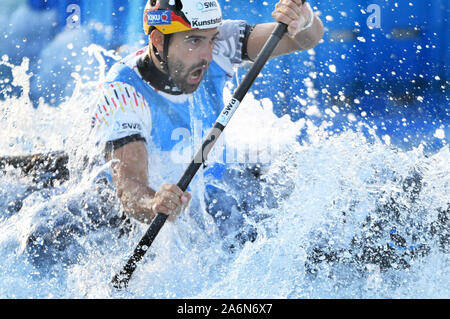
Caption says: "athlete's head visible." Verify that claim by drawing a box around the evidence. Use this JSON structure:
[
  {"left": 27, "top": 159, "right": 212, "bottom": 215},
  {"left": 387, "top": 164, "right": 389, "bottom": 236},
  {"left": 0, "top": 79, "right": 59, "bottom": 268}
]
[{"left": 144, "top": 0, "right": 222, "bottom": 93}]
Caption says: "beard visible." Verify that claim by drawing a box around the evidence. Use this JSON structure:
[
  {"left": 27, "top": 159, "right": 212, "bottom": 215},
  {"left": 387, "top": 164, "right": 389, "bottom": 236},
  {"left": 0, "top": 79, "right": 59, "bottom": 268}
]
[{"left": 167, "top": 58, "right": 208, "bottom": 94}]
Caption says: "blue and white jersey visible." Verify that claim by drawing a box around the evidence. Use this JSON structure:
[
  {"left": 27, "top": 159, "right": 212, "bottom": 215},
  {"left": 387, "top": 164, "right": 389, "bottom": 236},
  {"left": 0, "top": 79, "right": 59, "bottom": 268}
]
[{"left": 90, "top": 20, "right": 248, "bottom": 191}]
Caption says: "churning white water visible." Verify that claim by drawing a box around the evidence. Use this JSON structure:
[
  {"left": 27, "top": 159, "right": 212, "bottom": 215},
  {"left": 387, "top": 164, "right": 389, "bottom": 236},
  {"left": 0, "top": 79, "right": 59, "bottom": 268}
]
[{"left": 0, "top": 47, "right": 449, "bottom": 299}]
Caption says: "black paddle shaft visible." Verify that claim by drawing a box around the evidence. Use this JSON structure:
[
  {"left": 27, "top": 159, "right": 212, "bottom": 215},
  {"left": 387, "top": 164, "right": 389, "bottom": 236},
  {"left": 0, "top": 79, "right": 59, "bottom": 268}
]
[{"left": 111, "top": 22, "right": 289, "bottom": 290}]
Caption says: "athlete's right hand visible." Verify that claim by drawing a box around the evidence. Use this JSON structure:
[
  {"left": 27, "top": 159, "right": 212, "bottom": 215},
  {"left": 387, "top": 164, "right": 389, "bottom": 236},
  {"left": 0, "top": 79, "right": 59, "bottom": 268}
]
[{"left": 152, "top": 184, "right": 191, "bottom": 222}]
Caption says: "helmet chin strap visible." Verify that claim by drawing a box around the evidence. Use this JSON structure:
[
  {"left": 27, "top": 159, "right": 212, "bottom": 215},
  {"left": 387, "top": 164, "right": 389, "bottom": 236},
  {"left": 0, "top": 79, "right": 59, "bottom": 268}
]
[{"left": 152, "top": 32, "right": 172, "bottom": 73}]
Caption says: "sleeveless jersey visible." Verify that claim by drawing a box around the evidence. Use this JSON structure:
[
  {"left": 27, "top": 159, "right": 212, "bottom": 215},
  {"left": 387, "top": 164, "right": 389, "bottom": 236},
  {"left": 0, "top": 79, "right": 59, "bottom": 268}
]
[{"left": 90, "top": 20, "right": 248, "bottom": 190}]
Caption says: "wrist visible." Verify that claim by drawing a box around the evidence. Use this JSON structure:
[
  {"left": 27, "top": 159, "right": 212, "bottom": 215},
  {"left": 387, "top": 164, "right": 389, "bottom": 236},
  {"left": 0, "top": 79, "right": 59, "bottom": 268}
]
[
  {"left": 298, "top": 3, "right": 315, "bottom": 33},
  {"left": 121, "top": 186, "right": 157, "bottom": 224}
]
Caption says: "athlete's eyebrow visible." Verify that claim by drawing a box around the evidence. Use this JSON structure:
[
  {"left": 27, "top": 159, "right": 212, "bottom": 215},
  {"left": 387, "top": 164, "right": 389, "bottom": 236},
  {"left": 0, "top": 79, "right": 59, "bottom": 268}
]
[{"left": 185, "top": 32, "right": 220, "bottom": 41}]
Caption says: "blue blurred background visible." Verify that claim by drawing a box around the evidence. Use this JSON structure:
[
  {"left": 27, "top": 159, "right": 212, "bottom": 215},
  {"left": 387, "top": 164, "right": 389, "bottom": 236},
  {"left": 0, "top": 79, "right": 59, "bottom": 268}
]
[{"left": 0, "top": 0, "right": 448, "bottom": 151}]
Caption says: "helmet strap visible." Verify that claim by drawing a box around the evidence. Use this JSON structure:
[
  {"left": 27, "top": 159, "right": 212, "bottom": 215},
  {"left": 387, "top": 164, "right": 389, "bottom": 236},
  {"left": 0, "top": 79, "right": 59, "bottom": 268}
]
[{"left": 152, "top": 33, "right": 172, "bottom": 73}]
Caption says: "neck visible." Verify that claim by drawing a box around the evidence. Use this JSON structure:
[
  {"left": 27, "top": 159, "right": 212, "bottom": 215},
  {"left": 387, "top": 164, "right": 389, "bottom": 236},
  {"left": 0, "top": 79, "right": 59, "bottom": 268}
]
[{"left": 136, "top": 45, "right": 184, "bottom": 95}]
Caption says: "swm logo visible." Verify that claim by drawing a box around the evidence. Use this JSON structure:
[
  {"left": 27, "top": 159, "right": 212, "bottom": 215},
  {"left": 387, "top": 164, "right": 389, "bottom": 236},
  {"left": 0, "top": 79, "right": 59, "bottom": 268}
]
[
  {"left": 113, "top": 122, "right": 143, "bottom": 132},
  {"left": 196, "top": 1, "right": 218, "bottom": 12}
]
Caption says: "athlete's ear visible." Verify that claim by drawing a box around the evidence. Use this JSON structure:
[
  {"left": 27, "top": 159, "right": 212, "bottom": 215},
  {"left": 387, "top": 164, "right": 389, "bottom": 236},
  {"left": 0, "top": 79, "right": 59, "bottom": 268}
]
[{"left": 150, "top": 29, "right": 165, "bottom": 55}]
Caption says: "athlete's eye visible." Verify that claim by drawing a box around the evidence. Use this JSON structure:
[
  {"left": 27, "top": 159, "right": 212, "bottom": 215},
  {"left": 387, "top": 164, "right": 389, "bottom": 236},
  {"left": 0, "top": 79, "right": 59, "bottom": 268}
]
[{"left": 190, "top": 38, "right": 201, "bottom": 45}]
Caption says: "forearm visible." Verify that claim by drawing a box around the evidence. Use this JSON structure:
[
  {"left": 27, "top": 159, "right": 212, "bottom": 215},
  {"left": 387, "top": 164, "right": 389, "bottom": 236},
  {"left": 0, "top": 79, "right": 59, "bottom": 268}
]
[
  {"left": 247, "top": 7, "right": 324, "bottom": 60},
  {"left": 107, "top": 140, "right": 189, "bottom": 224},
  {"left": 289, "top": 14, "right": 324, "bottom": 51}
]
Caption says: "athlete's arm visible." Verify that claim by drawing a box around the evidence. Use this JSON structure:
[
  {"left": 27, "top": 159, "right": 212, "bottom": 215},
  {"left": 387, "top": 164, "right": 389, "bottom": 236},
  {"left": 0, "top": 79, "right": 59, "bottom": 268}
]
[
  {"left": 107, "top": 140, "right": 191, "bottom": 224},
  {"left": 91, "top": 81, "right": 190, "bottom": 224},
  {"left": 246, "top": 0, "right": 324, "bottom": 60}
]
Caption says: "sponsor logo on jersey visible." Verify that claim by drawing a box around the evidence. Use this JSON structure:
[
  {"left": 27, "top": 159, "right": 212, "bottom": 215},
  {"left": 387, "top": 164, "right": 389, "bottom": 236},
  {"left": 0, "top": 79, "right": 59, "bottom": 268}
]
[{"left": 114, "top": 121, "right": 143, "bottom": 132}]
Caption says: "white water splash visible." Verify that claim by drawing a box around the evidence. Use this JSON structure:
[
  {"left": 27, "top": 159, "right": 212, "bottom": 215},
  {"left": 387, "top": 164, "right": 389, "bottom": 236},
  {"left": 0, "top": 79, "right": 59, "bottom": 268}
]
[{"left": 0, "top": 50, "right": 449, "bottom": 299}]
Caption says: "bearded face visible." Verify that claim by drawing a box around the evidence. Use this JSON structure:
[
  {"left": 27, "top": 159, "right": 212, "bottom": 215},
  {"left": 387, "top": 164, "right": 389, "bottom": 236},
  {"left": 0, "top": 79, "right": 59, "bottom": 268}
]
[
  {"left": 164, "top": 28, "right": 219, "bottom": 93},
  {"left": 167, "top": 58, "right": 209, "bottom": 94}
]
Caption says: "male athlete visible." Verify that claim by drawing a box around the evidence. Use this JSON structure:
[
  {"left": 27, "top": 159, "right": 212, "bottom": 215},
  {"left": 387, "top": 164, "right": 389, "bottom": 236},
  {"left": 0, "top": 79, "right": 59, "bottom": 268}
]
[
  {"left": 7, "top": 0, "right": 447, "bottom": 275},
  {"left": 90, "top": 0, "right": 324, "bottom": 232},
  {"left": 11, "top": 0, "right": 322, "bottom": 271}
]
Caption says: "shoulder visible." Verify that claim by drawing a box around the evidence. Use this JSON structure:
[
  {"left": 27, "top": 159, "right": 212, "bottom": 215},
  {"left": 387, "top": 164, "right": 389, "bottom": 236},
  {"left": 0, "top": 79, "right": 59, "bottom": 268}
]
[
  {"left": 217, "top": 20, "right": 248, "bottom": 42},
  {"left": 91, "top": 81, "right": 151, "bottom": 131},
  {"left": 101, "top": 81, "right": 146, "bottom": 102},
  {"left": 213, "top": 20, "right": 249, "bottom": 74},
  {"left": 105, "top": 48, "right": 147, "bottom": 83},
  {"left": 100, "top": 49, "right": 154, "bottom": 109}
]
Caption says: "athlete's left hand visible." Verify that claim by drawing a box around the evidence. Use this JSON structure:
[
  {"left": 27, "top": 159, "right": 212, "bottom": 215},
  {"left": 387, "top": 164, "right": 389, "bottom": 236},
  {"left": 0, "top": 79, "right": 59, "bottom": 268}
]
[{"left": 272, "top": 0, "right": 314, "bottom": 38}]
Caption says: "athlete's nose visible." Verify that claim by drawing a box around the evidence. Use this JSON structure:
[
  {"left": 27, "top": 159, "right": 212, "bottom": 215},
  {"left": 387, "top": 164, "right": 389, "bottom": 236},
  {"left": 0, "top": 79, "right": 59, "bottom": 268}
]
[{"left": 200, "top": 42, "right": 214, "bottom": 62}]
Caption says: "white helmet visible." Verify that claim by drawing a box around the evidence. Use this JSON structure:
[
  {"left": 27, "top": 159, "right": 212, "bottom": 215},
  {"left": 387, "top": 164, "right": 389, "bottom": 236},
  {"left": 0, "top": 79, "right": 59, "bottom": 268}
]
[{"left": 143, "top": 0, "right": 223, "bottom": 35}]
